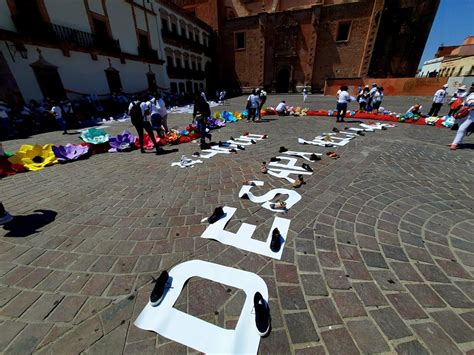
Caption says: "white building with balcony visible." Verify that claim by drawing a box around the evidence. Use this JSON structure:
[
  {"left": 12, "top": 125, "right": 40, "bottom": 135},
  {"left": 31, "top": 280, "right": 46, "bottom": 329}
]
[{"left": 0, "top": 0, "right": 213, "bottom": 104}]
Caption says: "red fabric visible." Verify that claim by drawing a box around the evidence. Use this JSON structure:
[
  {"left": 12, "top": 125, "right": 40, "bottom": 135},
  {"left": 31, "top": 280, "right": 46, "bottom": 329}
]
[{"left": 0, "top": 160, "right": 27, "bottom": 178}]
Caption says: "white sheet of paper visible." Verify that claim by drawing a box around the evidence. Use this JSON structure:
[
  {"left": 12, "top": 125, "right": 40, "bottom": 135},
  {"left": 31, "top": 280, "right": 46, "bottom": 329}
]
[
  {"left": 201, "top": 207, "right": 290, "bottom": 259},
  {"left": 281, "top": 151, "right": 322, "bottom": 161},
  {"left": 171, "top": 160, "right": 203, "bottom": 168},
  {"left": 200, "top": 148, "right": 232, "bottom": 159},
  {"left": 267, "top": 168, "right": 312, "bottom": 183},
  {"left": 268, "top": 156, "right": 305, "bottom": 171},
  {"left": 298, "top": 138, "right": 328, "bottom": 146},
  {"left": 134, "top": 260, "right": 268, "bottom": 354}
]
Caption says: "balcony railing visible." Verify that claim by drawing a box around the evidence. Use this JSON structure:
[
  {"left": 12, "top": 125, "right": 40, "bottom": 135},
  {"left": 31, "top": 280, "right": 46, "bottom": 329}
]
[
  {"left": 138, "top": 46, "right": 158, "bottom": 60},
  {"left": 11, "top": 15, "right": 121, "bottom": 53},
  {"left": 167, "top": 65, "right": 206, "bottom": 80},
  {"left": 161, "top": 28, "right": 211, "bottom": 56}
]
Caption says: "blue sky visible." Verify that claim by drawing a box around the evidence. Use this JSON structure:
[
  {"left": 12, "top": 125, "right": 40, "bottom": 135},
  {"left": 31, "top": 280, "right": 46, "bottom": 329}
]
[{"left": 418, "top": 0, "right": 474, "bottom": 68}]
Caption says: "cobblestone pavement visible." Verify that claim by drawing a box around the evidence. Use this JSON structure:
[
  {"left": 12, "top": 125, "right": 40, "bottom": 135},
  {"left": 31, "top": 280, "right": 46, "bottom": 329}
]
[{"left": 0, "top": 95, "right": 473, "bottom": 354}]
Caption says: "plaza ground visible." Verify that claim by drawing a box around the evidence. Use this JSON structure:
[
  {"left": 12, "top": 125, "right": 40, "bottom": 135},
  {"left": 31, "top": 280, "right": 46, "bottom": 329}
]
[{"left": 0, "top": 95, "right": 473, "bottom": 354}]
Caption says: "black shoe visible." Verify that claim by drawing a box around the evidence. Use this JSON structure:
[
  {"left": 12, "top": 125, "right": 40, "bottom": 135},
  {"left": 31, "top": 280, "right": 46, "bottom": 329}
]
[
  {"left": 230, "top": 136, "right": 235, "bottom": 140},
  {"left": 332, "top": 127, "right": 340, "bottom": 133},
  {"left": 192, "top": 151, "right": 200, "bottom": 157},
  {"left": 302, "top": 163, "right": 313, "bottom": 172},
  {"left": 218, "top": 141, "right": 224, "bottom": 147},
  {"left": 150, "top": 270, "right": 169, "bottom": 306},
  {"left": 251, "top": 139, "right": 256, "bottom": 144},
  {"left": 254, "top": 292, "right": 271, "bottom": 337},
  {"left": 209, "top": 142, "right": 218, "bottom": 146},
  {"left": 279, "top": 146, "right": 288, "bottom": 153},
  {"left": 270, "top": 228, "right": 282, "bottom": 252},
  {"left": 325, "top": 143, "right": 334, "bottom": 147},
  {"left": 356, "top": 131, "right": 365, "bottom": 136},
  {"left": 270, "top": 157, "right": 281, "bottom": 162},
  {"left": 155, "top": 147, "right": 164, "bottom": 155},
  {"left": 309, "top": 153, "right": 321, "bottom": 161},
  {"left": 230, "top": 148, "right": 237, "bottom": 153},
  {"left": 141, "top": 149, "right": 146, "bottom": 154},
  {"left": 208, "top": 207, "right": 225, "bottom": 224},
  {"left": 237, "top": 145, "right": 245, "bottom": 150}
]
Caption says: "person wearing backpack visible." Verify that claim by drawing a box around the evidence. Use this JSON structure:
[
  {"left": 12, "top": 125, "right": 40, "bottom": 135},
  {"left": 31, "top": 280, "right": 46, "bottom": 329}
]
[{"left": 128, "top": 98, "right": 161, "bottom": 154}]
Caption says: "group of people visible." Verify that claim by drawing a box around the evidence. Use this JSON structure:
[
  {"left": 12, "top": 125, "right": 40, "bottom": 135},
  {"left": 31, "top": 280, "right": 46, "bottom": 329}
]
[
  {"left": 128, "top": 95, "right": 169, "bottom": 154},
  {"left": 427, "top": 84, "right": 469, "bottom": 117},
  {"left": 246, "top": 89, "right": 268, "bottom": 122},
  {"left": 334, "top": 83, "right": 385, "bottom": 122}
]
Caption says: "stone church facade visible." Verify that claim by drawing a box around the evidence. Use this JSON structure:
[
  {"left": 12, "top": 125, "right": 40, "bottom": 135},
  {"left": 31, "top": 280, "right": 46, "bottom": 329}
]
[{"left": 171, "top": 0, "right": 439, "bottom": 92}]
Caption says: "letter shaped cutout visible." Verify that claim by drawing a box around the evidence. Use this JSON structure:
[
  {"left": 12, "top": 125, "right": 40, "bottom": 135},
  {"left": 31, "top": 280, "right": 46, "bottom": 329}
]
[
  {"left": 201, "top": 206, "right": 290, "bottom": 259},
  {"left": 134, "top": 260, "right": 268, "bottom": 354},
  {"left": 239, "top": 181, "right": 301, "bottom": 211}
]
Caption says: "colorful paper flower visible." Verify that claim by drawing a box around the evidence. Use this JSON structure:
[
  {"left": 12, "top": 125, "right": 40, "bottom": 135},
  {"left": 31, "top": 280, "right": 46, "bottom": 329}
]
[
  {"left": 52, "top": 144, "right": 89, "bottom": 162},
  {"left": 109, "top": 130, "right": 135, "bottom": 152},
  {"left": 8, "top": 144, "right": 58, "bottom": 171},
  {"left": 80, "top": 128, "right": 109, "bottom": 144},
  {"left": 0, "top": 159, "right": 27, "bottom": 178}
]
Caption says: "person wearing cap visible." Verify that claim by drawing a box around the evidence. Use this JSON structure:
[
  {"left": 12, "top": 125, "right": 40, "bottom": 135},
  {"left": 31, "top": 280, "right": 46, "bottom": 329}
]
[
  {"left": 450, "top": 86, "right": 474, "bottom": 150},
  {"left": 428, "top": 84, "right": 448, "bottom": 117},
  {"left": 448, "top": 85, "right": 468, "bottom": 116}
]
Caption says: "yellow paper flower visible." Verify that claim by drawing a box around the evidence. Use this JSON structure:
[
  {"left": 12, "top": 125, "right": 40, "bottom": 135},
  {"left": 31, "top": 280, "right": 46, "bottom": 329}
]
[{"left": 8, "top": 144, "right": 58, "bottom": 171}]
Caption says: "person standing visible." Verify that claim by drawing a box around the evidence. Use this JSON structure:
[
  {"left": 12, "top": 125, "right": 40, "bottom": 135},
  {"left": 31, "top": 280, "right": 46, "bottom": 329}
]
[
  {"left": 0, "top": 201, "right": 13, "bottom": 225},
  {"left": 368, "top": 83, "right": 378, "bottom": 109},
  {"left": 428, "top": 84, "right": 449, "bottom": 117},
  {"left": 157, "top": 96, "right": 169, "bottom": 134},
  {"left": 147, "top": 97, "right": 164, "bottom": 138},
  {"left": 335, "top": 86, "right": 353, "bottom": 122},
  {"left": 50, "top": 101, "right": 68, "bottom": 134},
  {"left": 128, "top": 98, "right": 161, "bottom": 154},
  {"left": 246, "top": 89, "right": 260, "bottom": 122},
  {"left": 448, "top": 85, "right": 468, "bottom": 116},
  {"left": 358, "top": 86, "right": 370, "bottom": 112},
  {"left": 450, "top": 88, "right": 473, "bottom": 150},
  {"left": 257, "top": 88, "right": 267, "bottom": 119},
  {"left": 372, "top": 87, "right": 384, "bottom": 114},
  {"left": 303, "top": 87, "right": 308, "bottom": 102},
  {"left": 193, "top": 94, "right": 212, "bottom": 149}
]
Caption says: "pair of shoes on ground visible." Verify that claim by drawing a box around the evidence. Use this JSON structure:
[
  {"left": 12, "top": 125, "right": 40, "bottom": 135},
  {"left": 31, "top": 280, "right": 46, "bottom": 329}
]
[
  {"left": 292, "top": 175, "right": 306, "bottom": 188},
  {"left": 326, "top": 151, "right": 339, "bottom": 159}
]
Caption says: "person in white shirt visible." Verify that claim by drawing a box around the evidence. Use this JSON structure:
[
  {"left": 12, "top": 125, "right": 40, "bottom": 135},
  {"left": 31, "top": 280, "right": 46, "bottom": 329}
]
[
  {"left": 246, "top": 89, "right": 260, "bottom": 122},
  {"left": 257, "top": 89, "right": 267, "bottom": 119},
  {"left": 336, "top": 86, "right": 354, "bottom": 122},
  {"left": 147, "top": 97, "right": 165, "bottom": 137},
  {"left": 218, "top": 90, "right": 226, "bottom": 105},
  {"left": 428, "top": 84, "right": 448, "bottom": 116},
  {"left": 303, "top": 88, "right": 308, "bottom": 102},
  {"left": 358, "top": 86, "right": 370, "bottom": 112},
  {"left": 372, "top": 87, "right": 384, "bottom": 114},
  {"left": 156, "top": 96, "right": 168, "bottom": 133},
  {"left": 50, "top": 102, "right": 67, "bottom": 134},
  {"left": 450, "top": 89, "right": 474, "bottom": 150},
  {"left": 128, "top": 98, "right": 161, "bottom": 154},
  {"left": 276, "top": 100, "right": 288, "bottom": 116},
  {"left": 448, "top": 85, "right": 468, "bottom": 116},
  {"left": 368, "top": 83, "right": 378, "bottom": 109}
]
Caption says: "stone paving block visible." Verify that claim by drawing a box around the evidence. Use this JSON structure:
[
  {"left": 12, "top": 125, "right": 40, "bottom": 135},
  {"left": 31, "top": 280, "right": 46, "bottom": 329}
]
[
  {"left": 436, "top": 259, "right": 471, "bottom": 279},
  {"left": 296, "top": 254, "right": 320, "bottom": 273},
  {"left": 361, "top": 250, "right": 388, "bottom": 269},
  {"left": 432, "top": 284, "right": 474, "bottom": 308},
  {"left": 390, "top": 262, "right": 423, "bottom": 282},
  {"left": 300, "top": 274, "right": 328, "bottom": 296},
  {"left": 294, "top": 345, "right": 326, "bottom": 355},
  {"left": 0, "top": 291, "right": 41, "bottom": 318},
  {"left": 59, "top": 273, "right": 91, "bottom": 293},
  {"left": 21, "top": 293, "right": 64, "bottom": 321},
  {"left": 456, "top": 281, "right": 474, "bottom": 300},
  {"left": 50, "top": 316, "right": 103, "bottom": 353},
  {"left": 323, "top": 269, "right": 351, "bottom": 290},
  {"left": 387, "top": 292, "right": 428, "bottom": 320},
  {"left": 107, "top": 275, "right": 137, "bottom": 296},
  {"left": 381, "top": 244, "right": 409, "bottom": 261},
  {"left": 0, "top": 320, "right": 27, "bottom": 350},
  {"left": 460, "top": 311, "right": 474, "bottom": 327},
  {"left": 416, "top": 263, "right": 451, "bottom": 283},
  {"left": 395, "top": 340, "right": 429, "bottom": 355},
  {"left": 35, "top": 270, "right": 71, "bottom": 292},
  {"left": 370, "top": 307, "right": 412, "bottom": 340},
  {"left": 370, "top": 270, "right": 404, "bottom": 291},
  {"left": 4, "top": 323, "right": 52, "bottom": 355},
  {"left": 430, "top": 310, "right": 474, "bottom": 343},
  {"left": 259, "top": 329, "right": 291, "bottom": 354},
  {"left": 347, "top": 319, "right": 390, "bottom": 353},
  {"left": 47, "top": 295, "right": 87, "bottom": 323},
  {"left": 333, "top": 292, "right": 366, "bottom": 318},
  {"left": 353, "top": 282, "right": 388, "bottom": 307},
  {"left": 411, "top": 322, "right": 462, "bottom": 355},
  {"left": 0, "top": 286, "right": 20, "bottom": 307},
  {"left": 278, "top": 286, "right": 307, "bottom": 311},
  {"left": 343, "top": 260, "right": 372, "bottom": 280},
  {"left": 86, "top": 323, "right": 128, "bottom": 354},
  {"left": 285, "top": 312, "right": 319, "bottom": 344},
  {"left": 308, "top": 298, "right": 343, "bottom": 327},
  {"left": 406, "top": 284, "right": 446, "bottom": 308},
  {"left": 321, "top": 327, "right": 359, "bottom": 355},
  {"left": 318, "top": 251, "right": 340, "bottom": 268},
  {"left": 314, "top": 236, "right": 337, "bottom": 251},
  {"left": 338, "top": 244, "right": 363, "bottom": 261},
  {"left": 275, "top": 263, "right": 299, "bottom": 284}
]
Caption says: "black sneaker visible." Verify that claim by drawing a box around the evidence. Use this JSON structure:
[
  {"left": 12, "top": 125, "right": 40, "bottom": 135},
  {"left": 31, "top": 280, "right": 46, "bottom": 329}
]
[
  {"left": 251, "top": 139, "right": 256, "bottom": 144},
  {"left": 270, "top": 228, "right": 282, "bottom": 252},
  {"left": 141, "top": 149, "right": 146, "bottom": 154},
  {"left": 332, "top": 127, "right": 340, "bottom": 133},
  {"left": 237, "top": 145, "right": 245, "bottom": 150},
  {"left": 254, "top": 292, "right": 271, "bottom": 337},
  {"left": 302, "top": 163, "right": 313, "bottom": 172},
  {"left": 230, "top": 136, "right": 235, "bottom": 140},
  {"left": 309, "top": 154, "right": 320, "bottom": 161},
  {"left": 279, "top": 146, "right": 288, "bottom": 153},
  {"left": 192, "top": 151, "right": 200, "bottom": 157},
  {"left": 150, "top": 270, "right": 169, "bottom": 306},
  {"left": 270, "top": 157, "right": 281, "bottom": 162},
  {"left": 356, "top": 131, "right": 365, "bottom": 136},
  {"left": 208, "top": 207, "right": 225, "bottom": 224}
]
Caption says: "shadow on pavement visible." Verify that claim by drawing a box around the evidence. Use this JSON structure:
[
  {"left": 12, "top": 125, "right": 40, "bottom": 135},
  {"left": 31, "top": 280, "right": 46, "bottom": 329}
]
[{"left": 1, "top": 209, "right": 57, "bottom": 237}]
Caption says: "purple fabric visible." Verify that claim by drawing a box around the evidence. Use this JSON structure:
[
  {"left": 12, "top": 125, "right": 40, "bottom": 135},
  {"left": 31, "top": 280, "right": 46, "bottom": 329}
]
[
  {"left": 52, "top": 144, "right": 89, "bottom": 161},
  {"left": 109, "top": 130, "right": 135, "bottom": 152}
]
